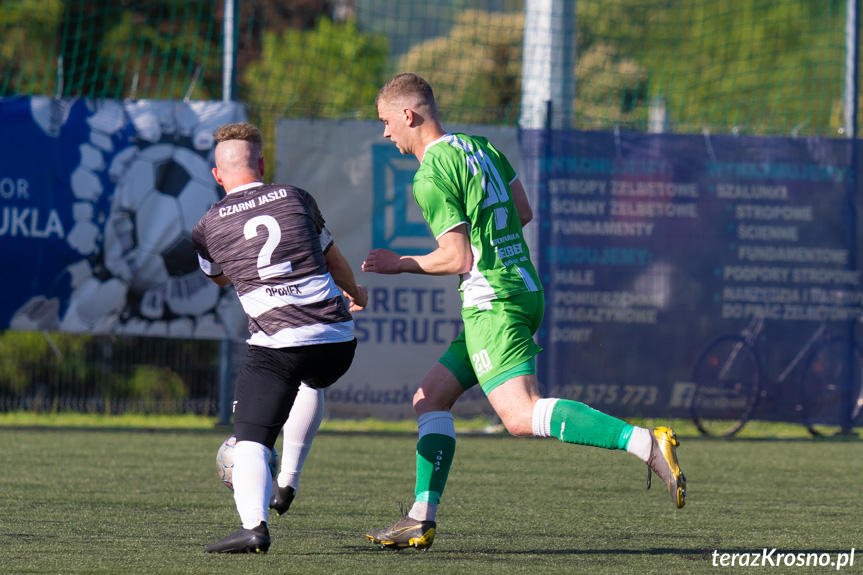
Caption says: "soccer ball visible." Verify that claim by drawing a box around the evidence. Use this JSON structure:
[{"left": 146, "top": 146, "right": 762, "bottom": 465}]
[
  {"left": 103, "top": 141, "right": 222, "bottom": 326},
  {"left": 216, "top": 435, "right": 280, "bottom": 491},
  {"left": 104, "top": 142, "right": 219, "bottom": 291},
  {"left": 10, "top": 100, "right": 248, "bottom": 337}
]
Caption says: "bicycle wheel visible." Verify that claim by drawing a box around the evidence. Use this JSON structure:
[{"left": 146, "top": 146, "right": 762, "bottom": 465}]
[
  {"left": 690, "top": 336, "right": 761, "bottom": 437},
  {"left": 799, "top": 337, "right": 863, "bottom": 436}
]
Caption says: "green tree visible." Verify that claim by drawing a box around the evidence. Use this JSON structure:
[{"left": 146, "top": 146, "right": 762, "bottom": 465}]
[
  {"left": 126, "top": 365, "right": 189, "bottom": 414},
  {"left": 98, "top": 7, "right": 221, "bottom": 100},
  {"left": 576, "top": 0, "right": 844, "bottom": 135},
  {"left": 0, "top": 331, "right": 92, "bottom": 401},
  {"left": 59, "top": 0, "right": 220, "bottom": 100},
  {"left": 393, "top": 1, "right": 845, "bottom": 135},
  {"left": 0, "top": 0, "right": 64, "bottom": 96},
  {"left": 398, "top": 10, "right": 524, "bottom": 125},
  {"left": 242, "top": 16, "right": 388, "bottom": 180},
  {"left": 242, "top": 16, "right": 388, "bottom": 119}
]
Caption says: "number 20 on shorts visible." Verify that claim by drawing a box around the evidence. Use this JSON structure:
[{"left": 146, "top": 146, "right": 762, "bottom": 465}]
[{"left": 472, "top": 349, "right": 493, "bottom": 376}]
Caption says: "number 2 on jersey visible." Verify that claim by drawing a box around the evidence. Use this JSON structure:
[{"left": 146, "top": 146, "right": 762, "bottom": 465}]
[{"left": 244, "top": 214, "right": 293, "bottom": 280}]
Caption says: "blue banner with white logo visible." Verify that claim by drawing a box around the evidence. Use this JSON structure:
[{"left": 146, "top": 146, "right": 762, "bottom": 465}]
[
  {"left": 0, "top": 96, "right": 247, "bottom": 339},
  {"left": 524, "top": 130, "right": 862, "bottom": 426}
]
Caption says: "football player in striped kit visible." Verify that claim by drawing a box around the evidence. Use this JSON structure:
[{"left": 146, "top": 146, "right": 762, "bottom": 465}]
[{"left": 194, "top": 122, "right": 367, "bottom": 553}]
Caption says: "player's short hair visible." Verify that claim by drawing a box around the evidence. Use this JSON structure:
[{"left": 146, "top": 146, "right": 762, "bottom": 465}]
[
  {"left": 214, "top": 122, "right": 263, "bottom": 146},
  {"left": 376, "top": 73, "right": 437, "bottom": 114}
]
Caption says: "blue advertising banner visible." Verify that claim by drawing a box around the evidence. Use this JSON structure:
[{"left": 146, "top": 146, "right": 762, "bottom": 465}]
[
  {"left": 523, "top": 130, "right": 862, "bottom": 427},
  {"left": 6, "top": 102, "right": 863, "bottom": 426},
  {"left": 0, "top": 97, "right": 247, "bottom": 339}
]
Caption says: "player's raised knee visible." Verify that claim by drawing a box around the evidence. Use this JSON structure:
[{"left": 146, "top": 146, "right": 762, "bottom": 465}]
[{"left": 500, "top": 414, "right": 534, "bottom": 437}]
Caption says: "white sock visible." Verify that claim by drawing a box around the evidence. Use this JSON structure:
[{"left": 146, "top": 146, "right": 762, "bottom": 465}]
[
  {"left": 409, "top": 501, "right": 438, "bottom": 522},
  {"left": 417, "top": 411, "right": 455, "bottom": 439},
  {"left": 277, "top": 383, "right": 324, "bottom": 491},
  {"left": 626, "top": 427, "right": 654, "bottom": 462},
  {"left": 232, "top": 440, "right": 272, "bottom": 529},
  {"left": 531, "top": 398, "right": 559, "bottom": 438}
]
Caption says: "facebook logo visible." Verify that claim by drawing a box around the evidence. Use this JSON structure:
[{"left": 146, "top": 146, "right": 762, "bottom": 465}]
[{"left": 371, "top": 144, "right": 435, "bottom": 255}]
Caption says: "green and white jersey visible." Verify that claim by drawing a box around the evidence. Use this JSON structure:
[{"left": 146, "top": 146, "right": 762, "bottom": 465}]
[{"left": 413, "top": 133, "right": 542, "bottom": 308}]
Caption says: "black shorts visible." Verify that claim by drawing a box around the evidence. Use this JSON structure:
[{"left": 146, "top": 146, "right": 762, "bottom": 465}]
[{"left": 233, "top": 339, "right": 357, "bottom": 448}]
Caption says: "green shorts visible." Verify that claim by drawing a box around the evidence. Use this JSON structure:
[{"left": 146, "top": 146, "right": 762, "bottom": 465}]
[{"left": 439, "top": 291, "right": 544, "bottom": 395}]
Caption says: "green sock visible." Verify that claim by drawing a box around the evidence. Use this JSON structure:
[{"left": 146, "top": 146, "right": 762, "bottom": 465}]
[
  {"left": 414, "top": 433, "right": 456, "bottom": 504},
  {"left": 550, "top": 399, "right": 633, "bottom": 450}
]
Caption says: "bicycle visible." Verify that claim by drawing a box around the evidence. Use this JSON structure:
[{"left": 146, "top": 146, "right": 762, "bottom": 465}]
[{"left": 688, "top": 316, "right": 863, "bottom": 437}]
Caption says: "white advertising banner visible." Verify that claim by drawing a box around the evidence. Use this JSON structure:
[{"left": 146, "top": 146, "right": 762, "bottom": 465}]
[{"left": 276, "top": 119, "right": 522, "bottom": 419}]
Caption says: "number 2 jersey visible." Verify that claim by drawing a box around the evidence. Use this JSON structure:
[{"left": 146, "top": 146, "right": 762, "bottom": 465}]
[
  {"left": 413, "top": 133, "right": 542, "bottom": 308},
  {"left": 192, "top": 182, "right": 354, "bottom": 348}
]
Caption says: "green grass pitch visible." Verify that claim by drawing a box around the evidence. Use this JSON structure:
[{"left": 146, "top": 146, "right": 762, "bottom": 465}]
[{"left": 2, "top": 428, "right": 861, "bottom": 574}]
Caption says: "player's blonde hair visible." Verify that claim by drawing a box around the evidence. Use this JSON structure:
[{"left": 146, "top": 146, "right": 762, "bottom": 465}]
[
  {"left": 214, "top": 122, "right": 263, "bottom": 155},
  {"left": 376, "top": 73, "right": 438, "bottom": 119}
]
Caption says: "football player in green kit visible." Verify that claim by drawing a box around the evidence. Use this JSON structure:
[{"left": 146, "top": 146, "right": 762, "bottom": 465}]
[{"left": 362, "top": 73, "right": 686, "bottom": 551}]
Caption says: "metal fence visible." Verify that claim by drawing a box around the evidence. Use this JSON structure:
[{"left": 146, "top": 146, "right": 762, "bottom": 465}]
[
  {"left": 0, "top": 0, "right": 859, "bottom": 416},
  {"left": 0, "top": 331, "right": 225, "bottom": 415}
]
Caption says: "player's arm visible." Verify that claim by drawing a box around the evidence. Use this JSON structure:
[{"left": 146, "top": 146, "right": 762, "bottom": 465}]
[
  {"left": 325, "top": 243, "right": 368, "bottom": 311},
  {"left": 198, "top": 255, "right": 231, "bottom": 287},
  {"left": 510, "top": 177, "right": 532, "bottom": 227},
  {"left": 192, "top": 221, "right": 233, "bottom": 287},
  {"left": 362, "top": 224, "right": 472, "bottom": 276}
]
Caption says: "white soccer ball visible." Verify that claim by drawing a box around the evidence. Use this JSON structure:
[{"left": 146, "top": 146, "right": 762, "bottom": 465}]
[
  {"left": 13, "top": 100, "right": 246, "bottom": 337},
  {"left": 104, "top": 143, "right": 218, "bottom": 287},
  {"left": 103, "top": 142, "right": 222, "bottom": 320},
  {"left": 216, "top": 435, "right": 280, "bottom": 491}
]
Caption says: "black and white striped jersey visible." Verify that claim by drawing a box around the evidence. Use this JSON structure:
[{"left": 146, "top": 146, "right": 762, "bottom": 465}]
[{"left": 192, "top": 182, "right": 354, "bottom": 348}]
